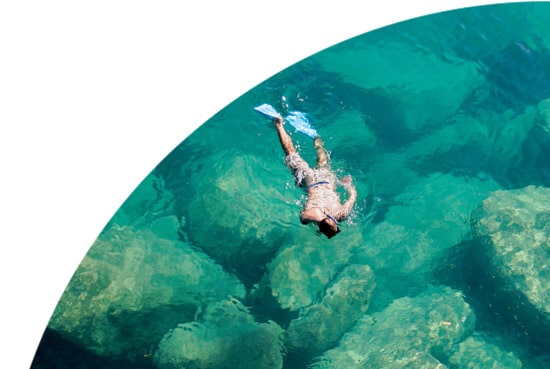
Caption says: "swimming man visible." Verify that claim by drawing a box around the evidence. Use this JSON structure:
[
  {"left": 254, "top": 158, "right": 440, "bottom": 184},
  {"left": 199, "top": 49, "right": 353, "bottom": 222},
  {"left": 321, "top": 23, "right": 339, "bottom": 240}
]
[{"left": 272, "top": 115, "right": 357, "bottom": 238}]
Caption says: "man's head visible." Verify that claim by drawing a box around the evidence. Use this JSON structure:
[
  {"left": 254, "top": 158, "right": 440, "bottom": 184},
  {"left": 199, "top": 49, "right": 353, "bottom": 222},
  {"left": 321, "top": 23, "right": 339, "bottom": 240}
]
[{"left": 319, "top": 217, "right": 340, "bottom": 239}]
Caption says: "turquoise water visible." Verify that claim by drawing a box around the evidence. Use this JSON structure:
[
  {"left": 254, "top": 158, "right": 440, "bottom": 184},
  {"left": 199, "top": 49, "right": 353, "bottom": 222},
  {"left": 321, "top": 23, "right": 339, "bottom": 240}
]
[{"left": 32, "top": 3, "right": 549, "bottom": 369}]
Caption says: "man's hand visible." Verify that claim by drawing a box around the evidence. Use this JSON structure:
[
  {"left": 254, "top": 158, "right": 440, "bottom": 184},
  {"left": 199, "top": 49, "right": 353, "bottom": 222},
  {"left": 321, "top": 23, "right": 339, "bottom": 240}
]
[
  {"left": 340, "top": 175, "right": 357, "bottom": 197},
  {"left": 340, "top": 175, "right": 353, "bottom": 186},
  {"left": 273, "top": 116, "right": 283, "bottom": 125}
]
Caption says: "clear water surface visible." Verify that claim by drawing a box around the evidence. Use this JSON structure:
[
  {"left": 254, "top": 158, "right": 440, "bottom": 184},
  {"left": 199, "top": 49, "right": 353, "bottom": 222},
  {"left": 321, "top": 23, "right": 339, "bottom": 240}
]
[{"left": 32, "top": 3, "right": 550, "bottom": 369}]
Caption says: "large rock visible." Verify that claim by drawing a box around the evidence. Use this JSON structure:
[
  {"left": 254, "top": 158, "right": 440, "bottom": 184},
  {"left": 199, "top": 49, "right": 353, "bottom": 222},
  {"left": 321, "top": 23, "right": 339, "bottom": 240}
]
[
  {"left": 314, "top": 27, "right": 484, "bottom": 133},
  {"left": 472, "top": 185, "right": 550, "bottom": 339},
  {"left": 448, "top": 334, "right": 523, "bottom": 369},
  {"left": 252, "top": 227, "right": 364, "bottom": 312},
  {"left": 310, "top": 286, "right": 475, "bottom": 369},
  {"left": 285, "top": 264, "right": 375, "bottom": 357},
  {"left": 154, "top": 298, "right": 284, "bottom": 369},
  {"left": 48, "top": 219, "right": 246, "bottom": 361},
  {"left": 359, "top": 173, "right": 499, "bottom": 295},
  {"left": 185, "top": 152, "right": 296, "bottom": 278}
]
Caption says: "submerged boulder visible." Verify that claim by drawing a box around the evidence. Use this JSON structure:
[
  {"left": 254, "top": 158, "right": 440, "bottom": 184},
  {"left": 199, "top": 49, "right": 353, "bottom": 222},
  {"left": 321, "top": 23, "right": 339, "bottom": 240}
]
[
  {"left": 359, "top": 173, "right": 499, "bottom": 295},
  {"left": 253, "top": 227, "right": 363, "bottom": 312},
  {"left": 48, "top": 219, "right": 245, "bottom": 361},
  {"left": 448, "top": 334, "right": 523, "bottom": 369},
  {"left": 315, "top": 31, "right": 484, "bottom": 133},
  {"left": 310, "top": 286, "right": 475, "bottom": 369},
  {"left": 185, "top": 152, "right": 296, "bottom": 279},
  {"left": 154, "top": 297, "right": 284, "bottom": 369},
  {"left": 472, "top": 185, "right": 550, "bottom": 339},
  {"left": 285, "top": 264, "right": 375, "bottom": 357}
]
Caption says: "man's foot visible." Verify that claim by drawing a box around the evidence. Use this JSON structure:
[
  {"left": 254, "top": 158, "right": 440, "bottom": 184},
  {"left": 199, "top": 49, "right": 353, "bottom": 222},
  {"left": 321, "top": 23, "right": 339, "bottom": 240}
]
[
  {"left": 314, "top": 136, "right": 324, "bottom": 148},
  {"left": 340, "top": 175, "right": 353, "bottom": 186},
  {"left": 273, "top": 116, "right": 283, "bottom": 125}
]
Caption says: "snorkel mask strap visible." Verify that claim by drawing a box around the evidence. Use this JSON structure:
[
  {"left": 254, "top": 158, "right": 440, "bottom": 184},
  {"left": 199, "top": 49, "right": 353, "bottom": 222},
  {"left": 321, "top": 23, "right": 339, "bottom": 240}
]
[{"left": 325, "top": 212, "right": 339, "bottom": 226}]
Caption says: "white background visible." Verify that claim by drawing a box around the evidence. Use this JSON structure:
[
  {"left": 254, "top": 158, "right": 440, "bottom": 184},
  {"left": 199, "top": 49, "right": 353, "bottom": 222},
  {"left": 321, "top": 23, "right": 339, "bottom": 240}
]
[{"left": 1, "top": 1, "right": 504, "bottom": 367}]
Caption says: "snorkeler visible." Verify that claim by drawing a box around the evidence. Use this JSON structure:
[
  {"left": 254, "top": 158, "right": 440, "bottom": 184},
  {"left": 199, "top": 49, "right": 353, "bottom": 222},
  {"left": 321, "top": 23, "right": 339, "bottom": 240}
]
[{"left": 272, "top": 115, "right": 357, "bottom": 238}]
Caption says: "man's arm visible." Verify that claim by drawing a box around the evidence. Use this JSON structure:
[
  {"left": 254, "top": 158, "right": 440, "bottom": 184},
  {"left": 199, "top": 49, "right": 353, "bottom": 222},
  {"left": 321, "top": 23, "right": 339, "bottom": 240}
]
[{"left": 337, "top": 175, "right": 357, "bottom": 220}]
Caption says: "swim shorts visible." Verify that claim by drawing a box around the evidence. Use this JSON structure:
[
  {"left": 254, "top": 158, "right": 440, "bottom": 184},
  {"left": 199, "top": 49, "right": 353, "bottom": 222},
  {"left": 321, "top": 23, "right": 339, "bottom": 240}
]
[{"left": 285, "top": 152, "right": 335, "bottom": 188}]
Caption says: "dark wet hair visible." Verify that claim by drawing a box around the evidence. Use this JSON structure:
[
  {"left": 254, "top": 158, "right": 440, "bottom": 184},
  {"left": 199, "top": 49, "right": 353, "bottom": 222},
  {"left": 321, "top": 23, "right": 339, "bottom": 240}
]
[{"left": 319, "top": 217, "right": 340, "bottom": 239}]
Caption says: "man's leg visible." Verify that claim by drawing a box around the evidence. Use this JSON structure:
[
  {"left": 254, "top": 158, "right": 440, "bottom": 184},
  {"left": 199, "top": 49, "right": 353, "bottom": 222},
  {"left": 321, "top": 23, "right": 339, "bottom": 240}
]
[
  {"left": 274, "top": 117, "right": 296, "bottom": 155},
  {"left": 274, "top": 117, "right": 314, "bottom": 186},
  {"left": 314, "top": 136, "right": 330, "bottom": 168}
]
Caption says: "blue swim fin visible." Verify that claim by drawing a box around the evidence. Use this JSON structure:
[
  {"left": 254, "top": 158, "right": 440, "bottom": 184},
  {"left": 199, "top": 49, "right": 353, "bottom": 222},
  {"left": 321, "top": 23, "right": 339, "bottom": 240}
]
[
  {"left": 254, "top": 103, "right": 281, "bottom": 120},
  {"left": 285, "top": 111, "right": 318, "bottom": 139},
  {"left": 254, "top": 103, "right": 319, "bottom": 139}
]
